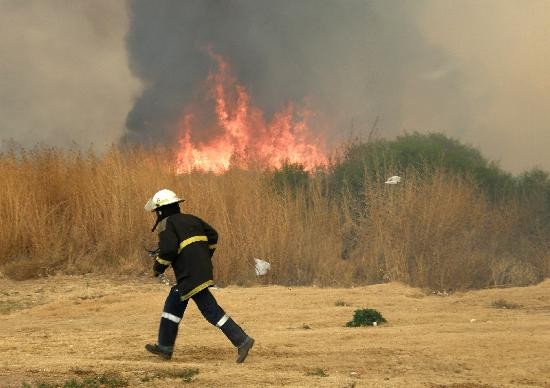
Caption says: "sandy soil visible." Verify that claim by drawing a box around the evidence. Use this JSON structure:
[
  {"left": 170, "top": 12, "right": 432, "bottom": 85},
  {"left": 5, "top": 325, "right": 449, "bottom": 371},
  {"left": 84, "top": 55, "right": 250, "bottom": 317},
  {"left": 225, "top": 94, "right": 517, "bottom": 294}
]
[{"left": 0, "top": 275, "right": 549, "bottom": 387}]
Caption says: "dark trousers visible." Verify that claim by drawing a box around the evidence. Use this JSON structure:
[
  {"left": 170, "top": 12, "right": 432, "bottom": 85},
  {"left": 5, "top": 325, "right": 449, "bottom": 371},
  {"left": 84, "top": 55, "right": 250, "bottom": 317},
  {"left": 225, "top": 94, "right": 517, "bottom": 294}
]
[{"left": 157, "top": 286, "right": 247, "bottom": 352}]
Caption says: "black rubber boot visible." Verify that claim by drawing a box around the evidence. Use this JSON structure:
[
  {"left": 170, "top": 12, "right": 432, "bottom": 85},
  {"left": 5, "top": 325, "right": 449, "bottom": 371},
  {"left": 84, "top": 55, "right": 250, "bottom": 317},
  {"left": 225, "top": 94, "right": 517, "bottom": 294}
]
[
  {"left": 236, "top": 336, "right": 255, "bottom": 363},
  {"left": 219, "top": 317, "right": 246, "bottom": 346},
  {"left": 219, "top": 317, "right": 254, "bottom": 363},
  {"left": 158, "top": 315, "right": 180, "bottom": 350},
  {"left": 145, "top": 343, "right": 172, "bottom": 360}
]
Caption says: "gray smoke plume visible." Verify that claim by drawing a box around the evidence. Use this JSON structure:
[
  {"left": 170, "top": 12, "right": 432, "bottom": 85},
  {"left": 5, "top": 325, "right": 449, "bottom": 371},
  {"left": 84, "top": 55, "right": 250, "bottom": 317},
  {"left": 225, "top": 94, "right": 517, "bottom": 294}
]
[
  {"left": 124, "top": 0, "right": 456, "bottom": 145},
  {"left": 0, "top": 0, "right": 139, "bottom": 150},
  {"left": 124, "top": 0, "right": 550, "bottom": 173},
  {"left": 2, "top": 1, "right": 547, "bottom": 173}
]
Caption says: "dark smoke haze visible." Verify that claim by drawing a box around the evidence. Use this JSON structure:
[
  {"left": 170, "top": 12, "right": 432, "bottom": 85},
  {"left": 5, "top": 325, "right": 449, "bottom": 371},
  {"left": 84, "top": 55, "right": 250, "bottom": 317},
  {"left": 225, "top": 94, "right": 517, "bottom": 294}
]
[
  {"left": 125, "top": 0, "right": 461, "bottom": 146},
  {"left": 1, "top": 1, "right": 548, "bottom": 173}
]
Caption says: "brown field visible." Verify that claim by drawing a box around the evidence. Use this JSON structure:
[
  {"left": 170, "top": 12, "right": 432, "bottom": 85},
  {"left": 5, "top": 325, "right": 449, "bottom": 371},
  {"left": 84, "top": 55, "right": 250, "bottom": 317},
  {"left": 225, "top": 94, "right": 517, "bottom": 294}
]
[{"left": 1, "top": 275, "right": 549, "bottom": 387}]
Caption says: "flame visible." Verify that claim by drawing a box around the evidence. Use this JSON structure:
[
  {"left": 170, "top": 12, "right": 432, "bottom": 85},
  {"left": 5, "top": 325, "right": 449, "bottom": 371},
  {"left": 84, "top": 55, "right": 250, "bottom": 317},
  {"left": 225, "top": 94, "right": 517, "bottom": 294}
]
[{"left": 176, "top": 51, "right": 327, "bottom": 174}]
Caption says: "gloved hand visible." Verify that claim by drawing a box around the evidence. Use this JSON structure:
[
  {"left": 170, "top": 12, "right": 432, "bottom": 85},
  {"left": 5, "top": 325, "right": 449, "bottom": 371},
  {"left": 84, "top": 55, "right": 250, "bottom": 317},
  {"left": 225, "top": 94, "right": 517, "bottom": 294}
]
[{"left": 153, "top": 261, "right": 166, "bottom": 277}]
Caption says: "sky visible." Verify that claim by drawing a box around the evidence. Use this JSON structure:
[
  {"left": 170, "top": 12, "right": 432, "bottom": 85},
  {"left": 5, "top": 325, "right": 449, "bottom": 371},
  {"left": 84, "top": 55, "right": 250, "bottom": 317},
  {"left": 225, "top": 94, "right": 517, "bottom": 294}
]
[{"left": 1, "top": 0, "right": 549, "bottom": 173}]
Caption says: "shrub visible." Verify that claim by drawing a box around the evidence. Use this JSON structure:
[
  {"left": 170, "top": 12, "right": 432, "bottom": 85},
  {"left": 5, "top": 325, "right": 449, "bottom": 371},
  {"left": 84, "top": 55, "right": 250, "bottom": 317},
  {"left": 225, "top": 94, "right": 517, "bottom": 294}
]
[
  {"left": 515, "top": 168, "right": 550, "bottom": 228},
  {"left": 270, "top": 162, "right": 310, "bottom": 194},
  {"left": 346, "top": 308, "right": 386, "bottom": 327},
  {"left": 329, "top": 132, "right": 516, "bottom": 201}
]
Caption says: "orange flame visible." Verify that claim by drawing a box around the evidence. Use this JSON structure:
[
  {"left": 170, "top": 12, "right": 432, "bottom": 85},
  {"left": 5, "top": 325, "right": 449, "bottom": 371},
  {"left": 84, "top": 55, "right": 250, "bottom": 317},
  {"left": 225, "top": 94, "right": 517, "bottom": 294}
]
[{"left": 176, "top": 51, "right": 327, "bottom": 174}]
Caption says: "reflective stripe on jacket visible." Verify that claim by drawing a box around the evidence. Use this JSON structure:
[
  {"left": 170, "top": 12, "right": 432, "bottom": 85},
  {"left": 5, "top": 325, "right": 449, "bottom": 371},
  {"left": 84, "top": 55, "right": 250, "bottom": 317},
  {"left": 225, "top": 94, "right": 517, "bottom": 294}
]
[{"left": 154, "top": 213, "right": 218, "bottom": 300}]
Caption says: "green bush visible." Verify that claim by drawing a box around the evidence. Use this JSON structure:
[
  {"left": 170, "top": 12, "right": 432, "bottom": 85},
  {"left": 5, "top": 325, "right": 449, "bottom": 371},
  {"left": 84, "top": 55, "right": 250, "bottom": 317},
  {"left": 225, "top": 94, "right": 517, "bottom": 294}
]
[
  {"left": 329, "top": 132, "right": 516, "bottom": 200},
  {"left": 515, "top": 168, "right": 550, "bottom": 227},
  {"left": 270, "top": 162, "right": 310, "bottom": 194},
  {"left": 346, "top": 308, "right": 386, "bottom": 327}
]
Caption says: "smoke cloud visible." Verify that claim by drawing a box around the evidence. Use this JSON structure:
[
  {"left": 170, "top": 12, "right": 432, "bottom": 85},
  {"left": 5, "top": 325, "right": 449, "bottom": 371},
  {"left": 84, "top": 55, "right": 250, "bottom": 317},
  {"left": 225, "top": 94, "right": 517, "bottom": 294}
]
[
  {"left": 415, "top": 0, "right": 550, "bottom": 172},
  {"left": 0, "top": 0, "right": 140, "bottom": 150},
  {"left": 124, "top": 0, "right": 550, "bottom": 173},
  {"left": 2, "top": 1, "right": 548, "bottom": 173}
]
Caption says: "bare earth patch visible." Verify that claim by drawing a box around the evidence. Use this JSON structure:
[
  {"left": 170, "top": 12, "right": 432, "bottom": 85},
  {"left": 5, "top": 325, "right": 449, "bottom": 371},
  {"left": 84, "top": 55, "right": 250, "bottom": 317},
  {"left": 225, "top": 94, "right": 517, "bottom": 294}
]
[{"left": 0, "top": 276, "right": 549, "bottom": 387}]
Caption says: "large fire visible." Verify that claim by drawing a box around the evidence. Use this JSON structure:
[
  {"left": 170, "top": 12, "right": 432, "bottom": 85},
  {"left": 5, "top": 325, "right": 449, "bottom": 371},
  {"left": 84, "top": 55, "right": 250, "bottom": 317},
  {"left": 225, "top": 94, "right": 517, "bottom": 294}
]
[{"left": 175, "top": 51, "right": 327, "bottom": 174}]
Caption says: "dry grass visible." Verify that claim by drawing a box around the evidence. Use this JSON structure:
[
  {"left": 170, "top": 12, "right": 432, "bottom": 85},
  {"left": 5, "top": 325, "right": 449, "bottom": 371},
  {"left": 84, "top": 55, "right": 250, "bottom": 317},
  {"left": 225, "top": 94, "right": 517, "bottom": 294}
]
[
  {"left": 345, "top": 172, "right": 548, "bottom": 289},
  {"left": 0, "top": 146, "right": 547, "bottom": 289},
  {"left": 1, "top": 276, "right": 549, "bottom": 387}
]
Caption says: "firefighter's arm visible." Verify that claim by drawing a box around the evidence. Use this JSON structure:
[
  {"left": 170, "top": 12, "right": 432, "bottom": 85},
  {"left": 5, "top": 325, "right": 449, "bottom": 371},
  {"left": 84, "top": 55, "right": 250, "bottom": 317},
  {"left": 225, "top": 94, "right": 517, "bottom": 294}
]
[
  {"left": 153, "top": 222, "right": 179, "bottom": 276},
  {"left": 202, "top": 220, "right": 218, "bottom": 257}
]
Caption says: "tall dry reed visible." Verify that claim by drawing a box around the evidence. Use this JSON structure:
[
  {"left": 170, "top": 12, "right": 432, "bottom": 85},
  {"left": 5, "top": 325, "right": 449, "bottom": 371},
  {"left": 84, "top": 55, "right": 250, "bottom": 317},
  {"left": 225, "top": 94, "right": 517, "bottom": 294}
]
[
  {"left": 0, "top": 146, "right": 547, "bottom": 289},
  {"left": 343, "top": 171, "right": 546, "bottom": 289}
]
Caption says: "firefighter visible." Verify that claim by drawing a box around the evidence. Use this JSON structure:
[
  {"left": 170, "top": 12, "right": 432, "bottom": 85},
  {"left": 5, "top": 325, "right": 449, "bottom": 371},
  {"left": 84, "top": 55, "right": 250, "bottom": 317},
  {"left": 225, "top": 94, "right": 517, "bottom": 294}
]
[{"left": 143, "top": 189, "right": 254, "bottom": 363}]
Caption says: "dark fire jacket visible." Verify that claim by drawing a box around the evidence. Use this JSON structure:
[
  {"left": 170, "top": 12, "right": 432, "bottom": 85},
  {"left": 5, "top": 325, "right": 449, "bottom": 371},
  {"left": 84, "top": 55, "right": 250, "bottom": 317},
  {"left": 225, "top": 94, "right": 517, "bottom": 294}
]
[{"left": 153, "top": 213, "right": 218, "bottom": 300}]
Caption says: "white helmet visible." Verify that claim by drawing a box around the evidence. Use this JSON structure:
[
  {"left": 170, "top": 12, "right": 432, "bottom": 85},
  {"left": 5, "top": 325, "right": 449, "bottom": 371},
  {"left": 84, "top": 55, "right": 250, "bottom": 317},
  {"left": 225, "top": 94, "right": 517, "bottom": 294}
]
[{"left": 144, "top": 189, "right": 184, "bottom": 212}]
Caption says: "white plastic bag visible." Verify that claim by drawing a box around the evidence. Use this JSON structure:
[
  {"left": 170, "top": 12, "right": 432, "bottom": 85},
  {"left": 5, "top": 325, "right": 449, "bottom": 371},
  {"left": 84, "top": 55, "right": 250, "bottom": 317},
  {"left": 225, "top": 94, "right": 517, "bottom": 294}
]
[
  {"left": 385, "top": 175, "right": 401, "bottom": 185},
  {"left": 254, "top": 258, "right": 271, "bottom": 276}
]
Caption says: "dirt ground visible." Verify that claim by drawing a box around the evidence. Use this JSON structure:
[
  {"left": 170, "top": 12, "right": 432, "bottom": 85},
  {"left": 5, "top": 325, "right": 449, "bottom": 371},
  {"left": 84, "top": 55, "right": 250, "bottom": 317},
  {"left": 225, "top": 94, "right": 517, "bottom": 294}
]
[{"left": 0, "top": 275, "right": 549, "bottom": 387}]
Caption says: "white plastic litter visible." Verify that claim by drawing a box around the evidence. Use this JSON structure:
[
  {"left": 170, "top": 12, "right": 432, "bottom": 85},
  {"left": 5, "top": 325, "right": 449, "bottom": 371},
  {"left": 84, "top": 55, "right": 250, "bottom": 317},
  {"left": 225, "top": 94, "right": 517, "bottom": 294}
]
[
  {"left": 385, "top": 175, "right": 401, "bottom": 185},
  {"left": 254, "top": 258, "right": 271, "bottom": 276}
]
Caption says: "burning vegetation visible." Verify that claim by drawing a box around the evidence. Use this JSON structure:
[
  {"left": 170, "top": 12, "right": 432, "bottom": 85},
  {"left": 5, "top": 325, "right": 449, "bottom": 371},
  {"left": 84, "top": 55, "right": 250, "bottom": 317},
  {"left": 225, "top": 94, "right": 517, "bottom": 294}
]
[{"left": 175, "top": 51, "right": 328, "bottom": 174}]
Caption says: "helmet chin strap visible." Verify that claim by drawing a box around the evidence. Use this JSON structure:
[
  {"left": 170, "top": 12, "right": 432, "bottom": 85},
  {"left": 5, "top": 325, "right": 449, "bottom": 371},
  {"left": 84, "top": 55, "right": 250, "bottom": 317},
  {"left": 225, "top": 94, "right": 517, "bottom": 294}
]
[
  {"left": 151, "top": 204, "right": 180, "bottom": 232},
  {"left": 151, "top": 209, "right": 162, "bottom": 232}
]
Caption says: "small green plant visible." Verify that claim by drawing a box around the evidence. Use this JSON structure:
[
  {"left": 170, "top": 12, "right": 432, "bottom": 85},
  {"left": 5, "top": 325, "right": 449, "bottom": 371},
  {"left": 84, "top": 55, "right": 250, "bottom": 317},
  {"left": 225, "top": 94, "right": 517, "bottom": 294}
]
[
  {"left": 305, "top": 368, "right": 328, "bottom": 377},
  {"left": 346, "top": 308, "right": 386, "bottom": 327},
  {"left": 491, "top": 299, "right": 522, "bottom": 309},
  {"left": 335, "top": 299, "right": 350, "bottom": 307},
  {"left": 37, "top": 384, "right": 54, "bottom": 388},
  {"left": 62, "top": 379, "right": 83, "bottom": 388},
  {"left": 20, "top": 382, "right": 54, "bottom": 388},
  {"left": 69, "top": 368, "right": 92, "bottom": 376},
  {"left": 141, "top": 368, "right": 199, "bottom": 383},
  {"left": 29, "top": 372, "right": 128, "bottom": 388},
  {"left": 1, "top": 299, "right": 30, "bottom": 315},
  {"left": 173, "top": 368, "right": 199, "bottom": 383}
]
